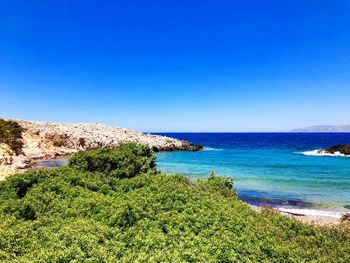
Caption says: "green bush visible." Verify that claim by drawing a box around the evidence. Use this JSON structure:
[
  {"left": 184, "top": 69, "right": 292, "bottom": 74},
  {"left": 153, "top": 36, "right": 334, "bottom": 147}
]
[
  {"left": 0, "top": 144, "right": 348, "bottom": 262},
  {"left": 68, "top": 143, "right": 157, "bottom": 178},
  {"left": 199, "top": 170, "right": 237, "bottom": 198},
  {"left": 0, "top": 118, "right": 24, "bottom": 155}
]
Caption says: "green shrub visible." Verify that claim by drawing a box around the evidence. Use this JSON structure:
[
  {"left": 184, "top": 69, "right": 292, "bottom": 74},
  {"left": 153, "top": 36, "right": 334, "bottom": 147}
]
[
  {"left": 68, "top": 143, "right": 157, "bottom": 178},
  {"left": 0, "top": 119, "right": 24, "bottom": 155},
  {"left": 0, "top": 144, "right": 348, "bottom": 262},
  {"left": 198, "top": 170, "right": 237, "bottom": 198},
  {"left": 52, "top": 140, "right": 65, "bottom": 147}
]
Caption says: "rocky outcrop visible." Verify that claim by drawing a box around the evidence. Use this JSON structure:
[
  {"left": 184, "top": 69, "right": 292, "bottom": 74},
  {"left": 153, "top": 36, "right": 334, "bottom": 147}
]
[
  {"left": 0, "top": 143, "right": 14, "bottom": 166},
  {"left": 0, "top": 143, "right": 18, "bottom": 179},
  {"left": 0, "top": 119, "right": 202, "bottom": 175},
  {"left": 324, "top": 145, "right": 350, "bottom": 156}
]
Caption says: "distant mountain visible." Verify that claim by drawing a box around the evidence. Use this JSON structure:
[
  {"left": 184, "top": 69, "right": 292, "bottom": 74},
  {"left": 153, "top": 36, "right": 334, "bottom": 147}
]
[{"left": 292, "top": 125, "right": 350, "bottom": 132}]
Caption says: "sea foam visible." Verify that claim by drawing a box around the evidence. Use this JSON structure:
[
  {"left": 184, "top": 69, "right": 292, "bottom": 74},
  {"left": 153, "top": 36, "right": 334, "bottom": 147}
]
[
  {"left": 297, "top": 150, "right": 350, "bottom": 158},
  {"left": 203, "top": 147, "right": 223, "bottom": 151}
]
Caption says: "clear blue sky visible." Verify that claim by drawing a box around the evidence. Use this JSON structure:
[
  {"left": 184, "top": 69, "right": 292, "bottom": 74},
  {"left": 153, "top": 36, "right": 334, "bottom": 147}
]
[{"left": 1, "top": 1, "right": 349, "bottom": 132}]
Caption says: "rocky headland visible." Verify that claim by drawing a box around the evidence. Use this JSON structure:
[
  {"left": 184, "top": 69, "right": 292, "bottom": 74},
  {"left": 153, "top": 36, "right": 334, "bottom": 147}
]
[{"left": 0, "top": 119, "right": 202, "bottom": 179}]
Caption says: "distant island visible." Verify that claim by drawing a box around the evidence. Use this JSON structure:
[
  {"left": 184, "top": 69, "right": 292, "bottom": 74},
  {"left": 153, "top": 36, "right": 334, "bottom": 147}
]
[{"left": 292, "top": 125, "right": 350, "bottom": 132}]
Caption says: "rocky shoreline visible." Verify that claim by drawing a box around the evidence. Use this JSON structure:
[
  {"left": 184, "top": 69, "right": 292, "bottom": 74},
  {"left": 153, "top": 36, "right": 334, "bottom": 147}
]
[
  {"left": 324, "top": 144, "right": 350, "bottom": 156},
  {"left": 308, "top": 144, "right": 350, "bottom": 157},
  {"left": 0, "top": 119, "right": 202, "bottom": 179}
]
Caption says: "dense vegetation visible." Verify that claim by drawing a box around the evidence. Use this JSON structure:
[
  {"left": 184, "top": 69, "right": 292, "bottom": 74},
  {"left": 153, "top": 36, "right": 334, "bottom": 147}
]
[
  {"left": 68, "top": 143, "right": 157, "bottom": 178},
  {"left": 0, "top": 118, "right": 24, "bottom": 155},
  {"left": 0, "top": 143, "right": 349, "bottom": 262}
]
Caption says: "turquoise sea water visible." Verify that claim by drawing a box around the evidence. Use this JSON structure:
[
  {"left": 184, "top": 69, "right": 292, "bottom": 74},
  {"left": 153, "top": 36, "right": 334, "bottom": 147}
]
[{"left": 154, "top": 133, "right": 350, "bottom": 212}]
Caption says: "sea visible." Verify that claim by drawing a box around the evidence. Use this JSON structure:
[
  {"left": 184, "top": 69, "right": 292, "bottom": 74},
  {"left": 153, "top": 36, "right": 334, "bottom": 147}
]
[{"left": 153, "top": 133, "right": 350, "bottom": 217}]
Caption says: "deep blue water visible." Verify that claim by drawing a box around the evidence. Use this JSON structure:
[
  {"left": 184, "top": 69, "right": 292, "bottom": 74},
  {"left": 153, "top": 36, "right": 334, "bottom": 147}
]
[{"left": 154, "top": 133, "right": 350, "bottom": 211}]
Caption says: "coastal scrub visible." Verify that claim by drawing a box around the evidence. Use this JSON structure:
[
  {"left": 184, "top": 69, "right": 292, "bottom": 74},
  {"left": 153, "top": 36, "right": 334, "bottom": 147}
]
[
  {"left": 0, "top": 144, "right": 349, "bottom": 262},
  {"left": 68, "top": 143, "right": 157, "bottom": 178},
  {"left": 0, "top": 119, "right": 24, "bottom": 155}
]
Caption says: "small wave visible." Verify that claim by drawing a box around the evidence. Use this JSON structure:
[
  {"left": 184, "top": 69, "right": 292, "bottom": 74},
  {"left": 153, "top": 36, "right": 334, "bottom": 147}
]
[
  {"left": 203, "top": 147, "right": 223, "bottom": 151},
  {"left": 296, "top": 150, "right": 350, "bottom": 158}
]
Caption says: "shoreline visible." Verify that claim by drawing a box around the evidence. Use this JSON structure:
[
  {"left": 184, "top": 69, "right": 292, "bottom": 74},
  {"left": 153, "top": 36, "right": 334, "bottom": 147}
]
[{"left": 250, "top": 205, "right": 345, "bottom": 225}]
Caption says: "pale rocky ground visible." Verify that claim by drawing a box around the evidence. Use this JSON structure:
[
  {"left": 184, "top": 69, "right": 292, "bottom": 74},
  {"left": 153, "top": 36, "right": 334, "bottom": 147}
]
[
  {"left": 0, "top": 119, "right": 202, "bottom": 179},
  {"left": 0, "top": 143, "right": 17, "bottom": 180}
]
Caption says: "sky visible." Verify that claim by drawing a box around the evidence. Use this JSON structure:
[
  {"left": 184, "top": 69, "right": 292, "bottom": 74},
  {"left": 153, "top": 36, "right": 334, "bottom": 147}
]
[{"left": 0, "top": 0, "right": 349, "bottom": 132}]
